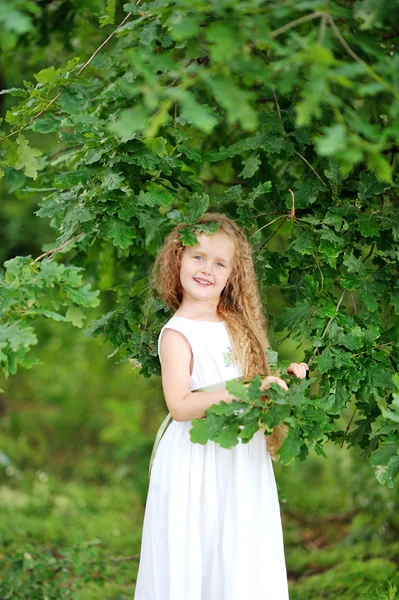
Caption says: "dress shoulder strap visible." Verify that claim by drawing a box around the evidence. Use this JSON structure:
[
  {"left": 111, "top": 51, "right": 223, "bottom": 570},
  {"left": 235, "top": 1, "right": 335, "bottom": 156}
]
[{"left": 157, "top": 317, "right": 199, "bottom": 361}]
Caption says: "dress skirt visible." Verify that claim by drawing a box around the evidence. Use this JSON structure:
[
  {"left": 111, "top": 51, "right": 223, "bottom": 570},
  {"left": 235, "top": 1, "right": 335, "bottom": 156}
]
[{"left": 134, "top": 420, "right": 289, "bottom": 600}]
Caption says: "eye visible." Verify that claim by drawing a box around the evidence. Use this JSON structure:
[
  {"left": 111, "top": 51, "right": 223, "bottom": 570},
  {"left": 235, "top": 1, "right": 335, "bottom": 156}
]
[
  {"left": 194, "top": 255, "right": 203, "bottom": 260},
  {"left": 216, "top": 262, "right": 225, "bottom": 268}
]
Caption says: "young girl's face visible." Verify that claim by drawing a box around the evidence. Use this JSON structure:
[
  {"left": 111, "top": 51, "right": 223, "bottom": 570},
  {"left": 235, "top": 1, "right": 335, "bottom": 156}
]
[{"left": 179, "top": 232, "right": 235, "bottom": 304}]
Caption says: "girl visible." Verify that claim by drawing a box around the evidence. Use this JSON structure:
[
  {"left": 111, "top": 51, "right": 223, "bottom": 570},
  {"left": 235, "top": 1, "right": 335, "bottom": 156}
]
[{"left": 134, "top": 213, "right": 308, "bottom": 600}]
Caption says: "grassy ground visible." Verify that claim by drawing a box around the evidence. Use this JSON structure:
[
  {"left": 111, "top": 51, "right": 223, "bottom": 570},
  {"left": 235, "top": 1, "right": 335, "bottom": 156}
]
[
  {"left": 0, "top": 322, "right": 398, "bottom": 598},
  {"left": 1, "top": 443, "right": 398, "bottom": 599}
]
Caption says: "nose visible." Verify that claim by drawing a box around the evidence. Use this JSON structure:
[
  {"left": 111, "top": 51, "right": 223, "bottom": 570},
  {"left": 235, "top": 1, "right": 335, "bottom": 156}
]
[{"left": 200, "top": 260, "right": 212, "bottom": 275}]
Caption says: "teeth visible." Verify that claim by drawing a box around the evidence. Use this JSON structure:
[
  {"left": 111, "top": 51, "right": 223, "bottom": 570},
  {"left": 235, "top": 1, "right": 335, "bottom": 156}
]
[{"left": 194, "top": 278, "right": 211, "bottom": 285}]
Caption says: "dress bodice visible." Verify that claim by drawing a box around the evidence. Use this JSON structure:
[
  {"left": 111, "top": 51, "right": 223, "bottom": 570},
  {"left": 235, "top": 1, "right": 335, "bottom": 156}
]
[{"left": 158, "top": 316, "right": 243, "bottom": 391}]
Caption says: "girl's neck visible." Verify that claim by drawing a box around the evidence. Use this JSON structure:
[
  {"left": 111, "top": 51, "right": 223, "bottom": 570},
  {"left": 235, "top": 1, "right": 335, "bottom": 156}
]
[{"left": 174, "top": 298, "right": 220, "bottom": 322}]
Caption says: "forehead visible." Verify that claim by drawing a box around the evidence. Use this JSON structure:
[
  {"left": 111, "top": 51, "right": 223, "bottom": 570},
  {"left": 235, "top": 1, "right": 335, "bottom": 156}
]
[{"left": 189, "top": 231, "right": 235, "bottom": 261}]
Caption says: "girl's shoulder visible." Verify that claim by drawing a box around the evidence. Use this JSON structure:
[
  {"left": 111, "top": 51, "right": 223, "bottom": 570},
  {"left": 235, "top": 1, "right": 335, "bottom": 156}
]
[{"left": 158, "top": 316, "right": 228, "bottom": 354}]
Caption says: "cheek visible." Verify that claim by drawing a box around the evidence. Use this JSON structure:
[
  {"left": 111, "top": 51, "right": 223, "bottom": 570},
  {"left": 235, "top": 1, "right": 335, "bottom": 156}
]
[
  {"left": 217, "top": 269, "right": 232, "bottom": 287},
  {"left": 180, "top": 257, "right": 195, "bottom": 280}
]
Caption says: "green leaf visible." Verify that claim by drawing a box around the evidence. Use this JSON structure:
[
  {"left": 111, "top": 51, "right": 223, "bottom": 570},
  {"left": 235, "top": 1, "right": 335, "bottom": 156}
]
[
  {"left": 65, "top": 305, "right": 86, "bottom": 327},
  {"left": 315, "top": 124, "right": 347, "bottom": 156},
  {"left": 239, "top": 419, "right": 261, "bottom": 443},
  {"left": 0, "top": 323, "right": 37, "bottom": 352},
  {"left": 179, "top": 227, "right": 198, "bottom": 247},
  {"left": 357, "top": 172, "right": 389, "bottom": 201},
  {"left": 239, "top": 154, "right": 261, "bottom": 179},
  {"left": 118, "top": 203, "right": 136, "bottom": 221},
  {"left": 355, "top": 212, "right": 380, "bottom": 237},
  {"left": 107, "top": 219, "right": 136, "bottom": 249},
  {"left": 34, "top": 66, "right": 58, "bottom": 84},
  {"left": 324, "top": 160, "right": 343, "bottom": 195},
  {"left": 274, "top": 301, "right": 313, "bottom": 332},
  {"left": 344, "top": 253, "right": 367, "bottom": 275},
  {"left": 109, "top": 107, "right": 148, "bottom": 140},
  {"left": 138, "top": 189, "right": 174, "bottom": 208},
  {"left": 178, "top": 145, "right": 202, "bottom": 163},
  {"left": 178, "top": 92, "right": 218, "bottom": 134},
  {"left": 316, "top": 348, "right": 333, "bottom": 373},
  {"left": 285, "top": 179, "right": 325, "bottom": 209},
  {"left": 99, "top": 0, "right": 115, "bottom": 26},
  {"left": 137, "top": 212, "right": 165, "bottom": 246},
  {"left": 39, "top": 310, "right": 69, "bottom": 322},
  {"left": 327, "top": 380, "right": 351, "bottom": 414},
  {"left": 31, "top": 113, "right": 62, "bottom": 133},
  {"left": 360, "top": 282, "right": 378, "bottom": 311},
  {"left": 277, "top": 426, "right": 302, "bottom": 465},
  {"left": 370, "top": 443, "right": 398, "bottom": 467},
  {"left": 102, "top": 169, "right": 124, "bottom": 191},
  {"left": 13, "top": 135, "right": 42, "bottom": 179},
  {"left": 144, "top": 137, "right": 168, "bottom": 157},
  {"left": 207, "top": 78, "right": 257, "bottom": 131},
  {"left": 167, "top": 12, "right": 200, "bottom": 41},
  {"left": 374, "top": 455, "right": 399, "bottom": 488},
  {"left": 210, "top": 400, "right": 245, "bottom": 416},
  {"left": 215, "top": 423, "right": 241, "bottom": 448},
  {"left": 186, "top": 193, "right": 209, "bottom": 223},
  {"left": 189, "top": 413, "right": 224, "bottom": 445},
  {"left": 63, "top": 284, "right": 100, "bottom": 308},
  {"left": 290, "top": 230, "right": 314, "bottom": 254},
  {"left": 205, "top": 22, "right": 237, "bottom": 62},
  {"left": 226, "top": 379, "right": 248, "bottom": 402},
  {"left": 336, "top": 326, "right": 364, "bottom": 350}
]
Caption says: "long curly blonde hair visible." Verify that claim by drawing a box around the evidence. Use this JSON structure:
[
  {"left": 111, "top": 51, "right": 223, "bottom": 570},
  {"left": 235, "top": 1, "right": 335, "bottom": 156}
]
[{"left": 151, "top": 213, "right": 288, "bottom": 460}]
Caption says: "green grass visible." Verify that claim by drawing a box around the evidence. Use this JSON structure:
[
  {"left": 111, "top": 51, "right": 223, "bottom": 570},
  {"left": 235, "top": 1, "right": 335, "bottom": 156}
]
[
  {"left": 0, "top": 475, "right": 142, "bottom": 598},
  {"left": 0, "top": 322, "right": 398, "bottom": 598},
  {"left": 1, "top": 446, "right": 398, "bottom": 599}
]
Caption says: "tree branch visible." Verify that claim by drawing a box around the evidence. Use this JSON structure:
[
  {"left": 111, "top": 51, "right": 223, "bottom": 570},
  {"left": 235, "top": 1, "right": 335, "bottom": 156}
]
[
  {"left": 270, "top": 11, "right": 326, "bottom": 38},
  {"left": 0, "top": 8, "right": 138, "bottom": 144},
  {"left": 33, "top": 226, "right": 83, "bottom": 263}
]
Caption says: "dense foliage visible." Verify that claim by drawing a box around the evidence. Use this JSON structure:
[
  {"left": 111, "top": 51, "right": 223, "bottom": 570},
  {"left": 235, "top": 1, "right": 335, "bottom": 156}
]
[{"left": 1, "top": 0, "right": 398, "bottom": 485}]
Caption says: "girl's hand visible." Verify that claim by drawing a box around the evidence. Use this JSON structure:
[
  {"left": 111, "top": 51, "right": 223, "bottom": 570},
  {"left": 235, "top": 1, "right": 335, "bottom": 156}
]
[
  {"left": 287, "top": 362, "right": 309, "bottom": 379},
  {"left": 261, "top": 376, "right": 289, "bottom": 392}
]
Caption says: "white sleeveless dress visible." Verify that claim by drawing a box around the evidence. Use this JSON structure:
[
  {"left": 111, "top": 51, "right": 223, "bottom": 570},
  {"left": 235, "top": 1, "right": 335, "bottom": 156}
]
[{"left": 134, "top": 317, "right": 289, "bottom": 600}]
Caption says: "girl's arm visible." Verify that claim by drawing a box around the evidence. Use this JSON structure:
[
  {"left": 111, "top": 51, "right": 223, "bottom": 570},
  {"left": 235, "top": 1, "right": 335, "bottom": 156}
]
[
  {"left": 160, "top": 329, "right": 236, "bottom": 422},
  {"left": 159, "top": 329, "right": 288, "bottom": 422}
]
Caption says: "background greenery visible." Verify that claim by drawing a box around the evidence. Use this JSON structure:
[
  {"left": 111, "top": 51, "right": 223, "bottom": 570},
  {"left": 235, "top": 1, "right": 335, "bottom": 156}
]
[{"left": 1, "top": 0, "right": 398, "bottom": 597}]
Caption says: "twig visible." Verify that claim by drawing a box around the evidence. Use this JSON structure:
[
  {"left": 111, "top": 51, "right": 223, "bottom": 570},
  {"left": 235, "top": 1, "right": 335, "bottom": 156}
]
[
  {"left": 287, "top": 188, "right": 295, "bottom": 220},
  {"left": 362, "top": 241, "right": 375, "bottom": 263},
  {"left": 311, "top": 250, "right": 324, "bottom": 294},
  {"left": 111, "top": 554, "right": 140, "bottom": 562},
  {"left": 269, "top": 10, "right": 399, "bottom": 100},
  {"left": 272, "top": 85, "right": 326, "bottom": 187},
  {"left": 341, "top": 407, "right": 357, "bottom": 448},
  {"left": 350, "top": 292, "right": 358, "bottom": 314},
  {"left": 294, "top": 150, "right": 326, "bottom": 187},
  {"left": 0, "top": 8, "right": 138, "bottom": 144},
  {"left": 33, "top": 226, "right": 82, "bottom": 262},
  {"left": 326, "top": 15, "right": 399, "bottom": 100},
  {"left": 258, "top": 217, "right": 287, "bottom": 251},
  {"left": 272, "top": 86, "right": 281, "bottom": 119},
  {"left": 251, "top": 215, "right": 285, "bottom": 237},
  {"left": 270, "top": 11, "right": 326, "bottom": 38},
  {"left": 318, "top": 13, "right": 327, "bottom": 45},
  {"left": 321, "top": 289, "right": 346, "bottom": 338}
]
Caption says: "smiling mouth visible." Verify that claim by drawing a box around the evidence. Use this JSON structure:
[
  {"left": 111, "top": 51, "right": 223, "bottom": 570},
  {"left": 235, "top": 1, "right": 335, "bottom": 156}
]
[{"left": 193, "top": 277, "right": 213, "bottom": 287}]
